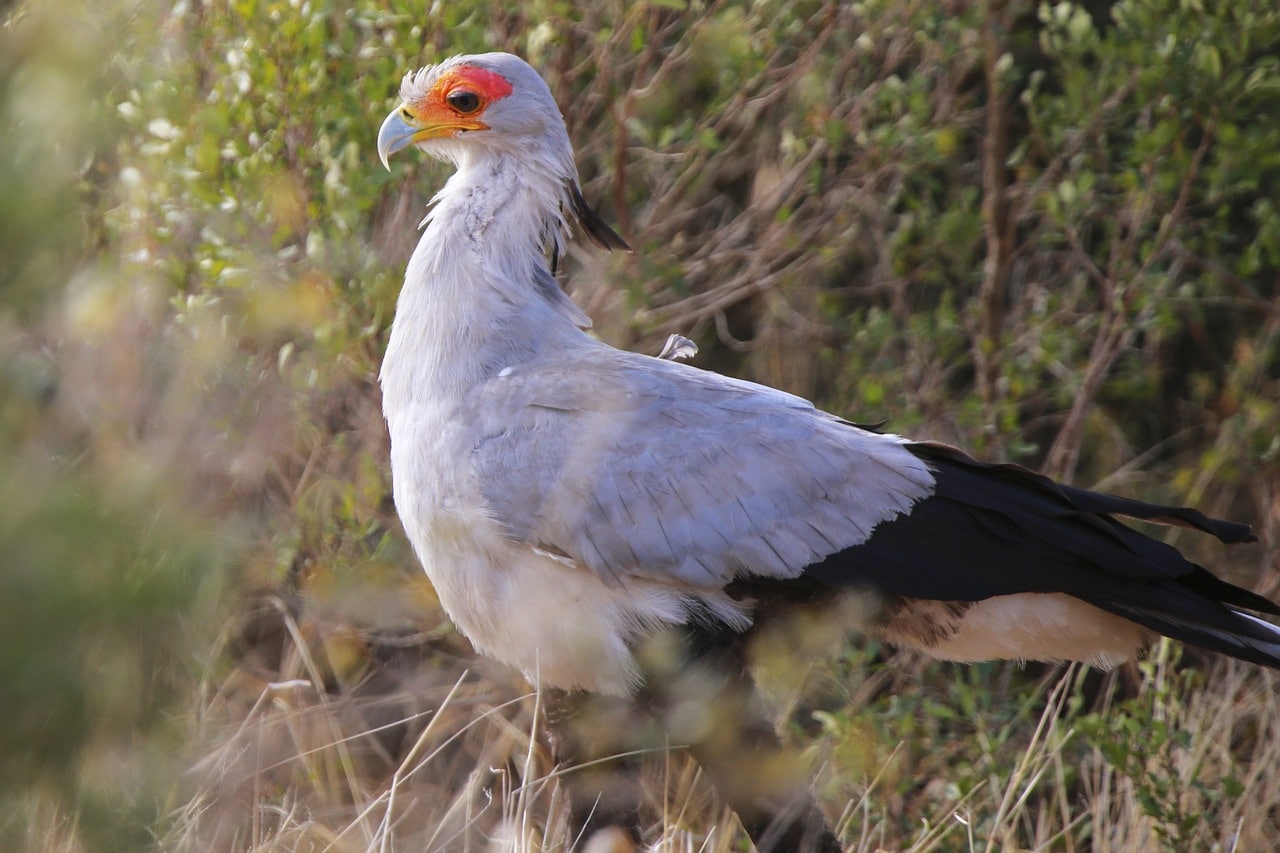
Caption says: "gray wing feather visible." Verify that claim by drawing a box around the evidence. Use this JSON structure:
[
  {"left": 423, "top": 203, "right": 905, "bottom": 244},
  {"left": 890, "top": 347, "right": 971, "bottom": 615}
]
[{"left": 467, "top": 348, "right": 934, "bottom": 589}]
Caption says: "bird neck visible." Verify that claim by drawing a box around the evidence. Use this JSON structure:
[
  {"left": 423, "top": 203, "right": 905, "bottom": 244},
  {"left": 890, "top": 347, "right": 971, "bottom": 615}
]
[{"left": 380, "top": 150, "right": 589, "bottom": 411}]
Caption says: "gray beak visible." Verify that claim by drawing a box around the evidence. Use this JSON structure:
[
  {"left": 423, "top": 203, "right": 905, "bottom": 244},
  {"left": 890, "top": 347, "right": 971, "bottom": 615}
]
[{"left": 377, "top": 108, "right": 418, "bottom": 171}]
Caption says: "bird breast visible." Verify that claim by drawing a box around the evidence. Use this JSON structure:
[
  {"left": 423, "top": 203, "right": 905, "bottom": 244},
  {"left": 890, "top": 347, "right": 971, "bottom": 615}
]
[{"left": 385, "top": 397, "right": 696, "bottom": 695}]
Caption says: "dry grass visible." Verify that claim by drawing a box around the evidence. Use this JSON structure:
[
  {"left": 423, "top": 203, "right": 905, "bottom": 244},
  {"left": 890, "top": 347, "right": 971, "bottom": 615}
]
[{"left": 160, "top": 590, "right": 1280, "bottom": 852}]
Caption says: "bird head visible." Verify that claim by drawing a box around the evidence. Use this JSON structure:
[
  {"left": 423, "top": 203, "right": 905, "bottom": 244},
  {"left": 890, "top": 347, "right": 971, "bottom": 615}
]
[
  {"left": 377, "top": 52, "right": 630, "bottom": 254},
  {"left": 377, "top": 52, "right": 569, "bottom": 171}
]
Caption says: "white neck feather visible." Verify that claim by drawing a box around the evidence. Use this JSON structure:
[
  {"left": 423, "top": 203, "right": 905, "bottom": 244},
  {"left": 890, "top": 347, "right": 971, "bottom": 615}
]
[{"left": 379, "top": 149, "right": 590, "bottom": 418}]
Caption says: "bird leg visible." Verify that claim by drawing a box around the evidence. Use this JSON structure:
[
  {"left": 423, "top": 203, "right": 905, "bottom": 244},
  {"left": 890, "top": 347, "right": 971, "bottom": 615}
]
[
  {"left": 544, "top": 621, "right": 843, "bottom": 852},
  {"left": 637, "top": 623, "right": 843, "bottom": 853},
  {"left": 543, "top": 686, "right": 652, "bottom": 848}
]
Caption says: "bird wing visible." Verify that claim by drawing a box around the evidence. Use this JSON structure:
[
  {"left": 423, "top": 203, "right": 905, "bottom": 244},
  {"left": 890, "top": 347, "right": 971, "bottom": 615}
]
[{"left": 466, "top": 348, "right": 935, "bottom": 589}]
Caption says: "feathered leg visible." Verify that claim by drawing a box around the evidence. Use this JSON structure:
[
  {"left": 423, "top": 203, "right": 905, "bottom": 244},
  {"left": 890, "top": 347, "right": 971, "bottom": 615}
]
[
  {"left": 545, "top": 621, "right": 843, "bottom": 852},
  {"left": 544, "top": 687, "right": 647, "bottom": 849},
  {"left": 638, "top": 623, "right": 843, "bottom": 853}
]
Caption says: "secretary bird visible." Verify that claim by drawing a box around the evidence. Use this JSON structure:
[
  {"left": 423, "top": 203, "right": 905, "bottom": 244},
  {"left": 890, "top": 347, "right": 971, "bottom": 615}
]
[{"left": 374, "top": 52, "right": 1280, "bottom": 852}]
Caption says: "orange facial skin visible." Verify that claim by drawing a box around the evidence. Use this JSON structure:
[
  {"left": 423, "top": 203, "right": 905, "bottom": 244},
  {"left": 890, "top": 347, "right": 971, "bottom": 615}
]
[{"left": 402, "top": 65, "right": 515, "bottom": 136}]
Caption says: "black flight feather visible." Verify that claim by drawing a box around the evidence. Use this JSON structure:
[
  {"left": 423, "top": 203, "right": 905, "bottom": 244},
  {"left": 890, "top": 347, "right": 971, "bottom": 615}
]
[
  {"left": 794, "top": 438, "right": 1280, "bottom": 667},
  {"left": 568, "top": 182, "right": 630, "bottom": 252},
  {"left": 548, "top": 183, "right": 630, "bottom": 274}
]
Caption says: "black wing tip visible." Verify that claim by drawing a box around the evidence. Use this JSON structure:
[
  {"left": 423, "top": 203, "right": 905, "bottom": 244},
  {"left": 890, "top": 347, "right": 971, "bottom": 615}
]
[
  {"left": 568, "top": 183, "right": 631, "bottom": 253},
  {"left": 1142, "top": 510, "right": 1257, "bottom": 545},
  {"left": 898, "top": 437, "right": 1280, "bottom": 615},
  {"left": 906, "top": 440, "right": 1259, "bottom": 546}
]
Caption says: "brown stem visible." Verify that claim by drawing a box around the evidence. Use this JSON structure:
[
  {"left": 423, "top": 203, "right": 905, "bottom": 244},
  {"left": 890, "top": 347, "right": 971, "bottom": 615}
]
[
  {"left": 1043, "top": 122, "right": 1215, "bottom": 480},
  {"left": 975, "top": 0, "right": 1015, "bottom": 445}
]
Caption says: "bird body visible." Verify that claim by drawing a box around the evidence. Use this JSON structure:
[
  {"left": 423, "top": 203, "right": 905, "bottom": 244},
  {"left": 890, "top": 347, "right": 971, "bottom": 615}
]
[
  {"left": 382, "top": 198, "right": 929, "bottom": 694},
  {"left": 375, "top": 51, "right": 1280, "bottom": 850},
  {"left": 376, "top": 54, "right": 934, "bottom": 695}
]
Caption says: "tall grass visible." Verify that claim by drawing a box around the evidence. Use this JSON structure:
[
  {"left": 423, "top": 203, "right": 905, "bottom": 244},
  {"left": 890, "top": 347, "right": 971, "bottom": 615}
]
[{"left": 168, "top": 605, "right": 1280, "bottom": 850}]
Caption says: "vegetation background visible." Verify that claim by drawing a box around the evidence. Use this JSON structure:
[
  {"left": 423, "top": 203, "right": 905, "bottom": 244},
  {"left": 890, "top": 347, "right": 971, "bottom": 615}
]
[{"left": 3, "top": 0, "right": 1280, "bottom": 849}]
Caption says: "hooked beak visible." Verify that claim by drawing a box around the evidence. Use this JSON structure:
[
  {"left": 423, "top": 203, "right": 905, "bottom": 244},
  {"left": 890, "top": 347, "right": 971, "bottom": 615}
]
[
  {"left": 377, "top": 103, "right": 489, "bottom": 170},
  {"left": 377, "top": 108, "right": 419, "bottom": 171}
]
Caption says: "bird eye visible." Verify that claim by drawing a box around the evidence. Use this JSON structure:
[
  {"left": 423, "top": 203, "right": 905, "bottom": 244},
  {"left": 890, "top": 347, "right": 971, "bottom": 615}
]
[{"left": 446, "top": 90, "right": 482, "bottom": 114}]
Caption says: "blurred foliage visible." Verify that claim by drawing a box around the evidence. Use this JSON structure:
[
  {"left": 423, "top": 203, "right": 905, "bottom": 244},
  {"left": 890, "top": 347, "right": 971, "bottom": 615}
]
[
  {"left": 0, "top": 3, "right": 234, "bottom": 849},
  {"left": 3, "top": 0, "right": 1280, "bottom": 849}
]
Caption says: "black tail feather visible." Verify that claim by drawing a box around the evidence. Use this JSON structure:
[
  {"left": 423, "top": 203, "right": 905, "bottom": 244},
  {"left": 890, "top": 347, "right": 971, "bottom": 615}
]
[{"left": 1091, "top": 599, "right": 1280, "bottom": 669}]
